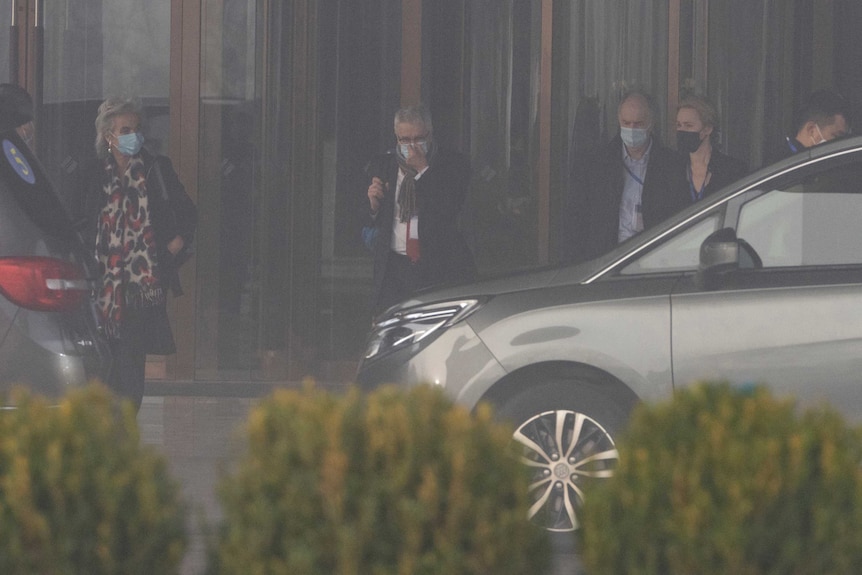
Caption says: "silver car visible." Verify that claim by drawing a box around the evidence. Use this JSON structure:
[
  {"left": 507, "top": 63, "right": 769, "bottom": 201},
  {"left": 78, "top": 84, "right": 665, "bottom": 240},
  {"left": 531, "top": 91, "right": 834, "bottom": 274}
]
[
  {"left": 357, "top": 134, "right": 862, "bottom": 532},
  {"left": 0, "top": 123, "right": 110, "bottom": 401}
]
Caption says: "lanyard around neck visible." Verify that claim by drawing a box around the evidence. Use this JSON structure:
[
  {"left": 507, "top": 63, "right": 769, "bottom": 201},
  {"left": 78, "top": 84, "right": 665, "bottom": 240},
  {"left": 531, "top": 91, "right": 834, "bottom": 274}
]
[{"left": 623, "top": 162, "right": 645, "bottom": 186}]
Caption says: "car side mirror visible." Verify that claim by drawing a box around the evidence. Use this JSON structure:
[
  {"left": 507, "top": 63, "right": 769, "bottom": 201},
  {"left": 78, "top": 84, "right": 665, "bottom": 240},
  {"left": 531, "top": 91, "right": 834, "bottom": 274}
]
[
  {"left": 695, "top": 228, "right": 763, "bottom": 290},
  {"left": 696, "top": 228, "right": 740, "bottom": 290},
  {"left": 701, "top": 237, "right": 739, "bottom": 270}
]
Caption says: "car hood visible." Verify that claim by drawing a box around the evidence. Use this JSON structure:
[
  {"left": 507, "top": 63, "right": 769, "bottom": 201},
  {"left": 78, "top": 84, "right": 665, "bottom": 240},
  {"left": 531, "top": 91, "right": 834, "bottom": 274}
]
[{"left": 381, "top": 257, "right": 609, "bottom": 315}]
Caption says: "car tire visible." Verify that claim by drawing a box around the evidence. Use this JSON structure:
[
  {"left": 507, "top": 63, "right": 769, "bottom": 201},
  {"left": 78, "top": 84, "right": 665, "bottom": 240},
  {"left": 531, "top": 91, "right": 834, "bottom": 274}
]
[{"left": 495, "top": 379, "right": 635, "bottom": 532}]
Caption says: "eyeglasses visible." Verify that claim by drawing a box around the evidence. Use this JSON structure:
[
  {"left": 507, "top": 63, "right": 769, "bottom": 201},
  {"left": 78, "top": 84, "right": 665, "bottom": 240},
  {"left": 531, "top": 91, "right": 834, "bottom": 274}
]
[{"left": 396, "top": 133, "right": 429, "bottom": 145}]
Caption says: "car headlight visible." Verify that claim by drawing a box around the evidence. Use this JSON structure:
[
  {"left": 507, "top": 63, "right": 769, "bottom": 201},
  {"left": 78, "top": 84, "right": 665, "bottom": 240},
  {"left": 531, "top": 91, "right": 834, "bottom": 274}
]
[{"left": 364, "top": 299, "right": 483, "bottom": 361}]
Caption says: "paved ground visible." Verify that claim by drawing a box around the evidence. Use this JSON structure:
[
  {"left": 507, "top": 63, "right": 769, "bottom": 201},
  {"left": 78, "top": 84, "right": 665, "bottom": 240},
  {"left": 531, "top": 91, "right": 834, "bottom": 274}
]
[
  {"left": 138, "top": 386, "right": 584, "bottom": 575},
  {"left": 139, "top": 394, "right": 254, "bottom": 574}
]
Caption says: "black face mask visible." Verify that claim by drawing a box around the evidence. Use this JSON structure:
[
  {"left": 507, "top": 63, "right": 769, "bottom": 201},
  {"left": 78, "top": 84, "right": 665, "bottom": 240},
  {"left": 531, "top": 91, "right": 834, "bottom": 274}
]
[{"left": 676, "top": 130, "right": 703, "bottom": 154}]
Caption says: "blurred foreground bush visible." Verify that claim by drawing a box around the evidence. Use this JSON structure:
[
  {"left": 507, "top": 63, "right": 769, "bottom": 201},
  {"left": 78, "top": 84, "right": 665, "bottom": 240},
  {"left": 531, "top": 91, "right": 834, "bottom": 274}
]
[
  {"left": 580, "top": 382, "right": 862, "bottom": 575},
  {"left": 210, "top": 383, "right": 550, "bottom": 574},
  {"left": 0, "top": 384, "right": 187, "bottom": 574}
]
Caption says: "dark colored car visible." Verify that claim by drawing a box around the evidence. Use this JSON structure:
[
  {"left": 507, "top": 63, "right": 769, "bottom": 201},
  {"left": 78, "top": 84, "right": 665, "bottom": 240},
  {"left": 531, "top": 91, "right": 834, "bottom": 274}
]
[
  {"left": 0, "top": 123, "right": 110, "bottom": 402},
  {"left": 358, "top": 135, "right": 862, "bottom": 532}
]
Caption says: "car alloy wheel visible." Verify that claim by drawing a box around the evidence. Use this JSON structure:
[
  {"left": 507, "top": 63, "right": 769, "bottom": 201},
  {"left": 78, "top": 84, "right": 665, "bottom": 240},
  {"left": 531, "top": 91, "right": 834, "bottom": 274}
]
[{"left": 511, "top": 409, "right": 618, "bottom": 531}]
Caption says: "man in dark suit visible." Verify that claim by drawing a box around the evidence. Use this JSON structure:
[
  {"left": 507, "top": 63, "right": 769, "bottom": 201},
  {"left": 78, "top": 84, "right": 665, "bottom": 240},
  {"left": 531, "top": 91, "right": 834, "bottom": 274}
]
[
  {"left": 364, "top": 104, "right": 475, "bottom": 315},
  {"left": 565, "top": 90, "right": 687, "bottom": 264}
]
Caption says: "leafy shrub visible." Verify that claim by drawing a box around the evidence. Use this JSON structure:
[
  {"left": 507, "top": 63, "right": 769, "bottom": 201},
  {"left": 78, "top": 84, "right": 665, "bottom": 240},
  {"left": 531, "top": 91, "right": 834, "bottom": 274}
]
[
  {"left": 0, "top": 384, "right": 187, "bottom": 574},
  {"left": 209, "top": 383, "right": 550, "bottom": 574},
  {"left": 579, "top": 382, "right": 862, "bottom": 575}
]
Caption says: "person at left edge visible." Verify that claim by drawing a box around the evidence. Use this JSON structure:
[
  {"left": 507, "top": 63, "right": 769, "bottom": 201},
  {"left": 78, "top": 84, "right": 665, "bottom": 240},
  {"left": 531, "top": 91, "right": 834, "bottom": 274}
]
[
  {"left": 72, "top": 97, "right": 197, "bottom": 412},
  {"left": 0, "top": 83, "right": 36, "bottom": 151},
  {"left": 363, "top": 104, "right": 476, "bottom": 316}
]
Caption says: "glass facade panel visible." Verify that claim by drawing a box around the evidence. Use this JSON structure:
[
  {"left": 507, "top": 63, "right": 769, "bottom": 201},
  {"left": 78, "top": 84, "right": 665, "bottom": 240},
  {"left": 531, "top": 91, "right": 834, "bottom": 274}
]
[
  {"left": 1, "top": 0, "right": 10, "bottom": 82},
  {"left": 1, "top": 1, "right": 172, "bottom": 233},
  {"left": 465, "top": 0, "right": 542, "bottom": 274},
  {"left": 321, "top": 1, "right": 401, "bottom": 380},
  {"left": 701, "top": 1, "right": 795, "bottom": 169},
  {"left": 196, "top": 0, "right": 395, "bottom": 382},
  {"left": 196, "top": 0, "right": 262, "bottom": 380},
  {"left": 559, "top": 2, "right": 669, "bottom": 143},
  {"left": 36, "top": 2, "right": 171, "bottom": 210}
]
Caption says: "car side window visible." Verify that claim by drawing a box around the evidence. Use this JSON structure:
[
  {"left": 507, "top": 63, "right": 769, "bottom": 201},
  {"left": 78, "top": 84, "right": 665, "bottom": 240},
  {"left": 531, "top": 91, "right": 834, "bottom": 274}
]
[
  {"left": 736, "top": 161, "right": 862, "bottom": 267},
  {"left": 620, "top": 214, "right": 721, "bottom": 274}
]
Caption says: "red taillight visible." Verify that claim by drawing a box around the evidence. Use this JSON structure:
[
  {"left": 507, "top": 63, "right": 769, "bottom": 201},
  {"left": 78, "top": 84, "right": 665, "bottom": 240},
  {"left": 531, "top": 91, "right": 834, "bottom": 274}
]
[{"left": 0, "top": 257, "right": 88, "bottom": 312}]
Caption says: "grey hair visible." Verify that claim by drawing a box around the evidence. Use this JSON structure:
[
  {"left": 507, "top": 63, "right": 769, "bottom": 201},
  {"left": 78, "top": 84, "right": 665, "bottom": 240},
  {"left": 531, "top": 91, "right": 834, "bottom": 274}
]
[
  {"left": 618, "top": 89, "right": 656, "bottom": 127},
  {"left": 94, "top": 96, "right": 143, "bottom": 159},
  {"left": 393, "top": 104, "right": 433, "bottom": 133}
]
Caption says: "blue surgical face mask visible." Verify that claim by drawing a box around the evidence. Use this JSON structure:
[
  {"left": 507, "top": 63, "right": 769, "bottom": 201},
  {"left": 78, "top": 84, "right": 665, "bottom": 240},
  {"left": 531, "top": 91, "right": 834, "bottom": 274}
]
[
  {"left": 116, "top": 131, "right": 144, "bottom": 156},
  {"left": 620, "top": 126, "right": 649, "bottom": 149},
  {"left": 398, "top": 140, "right": 428, "bottom": 159}
]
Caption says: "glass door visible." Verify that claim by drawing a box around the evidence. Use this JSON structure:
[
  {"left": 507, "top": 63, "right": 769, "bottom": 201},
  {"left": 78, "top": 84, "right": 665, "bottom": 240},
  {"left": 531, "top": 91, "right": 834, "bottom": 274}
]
[
  {"left": 194, "top": 0, "right": 263, "bottom": 380},
  {"left": 39, "top": 1, "right": 173, "bottom": 198},
  {"left": 2, "top": 0, "right": 14, "bottom": 83}
]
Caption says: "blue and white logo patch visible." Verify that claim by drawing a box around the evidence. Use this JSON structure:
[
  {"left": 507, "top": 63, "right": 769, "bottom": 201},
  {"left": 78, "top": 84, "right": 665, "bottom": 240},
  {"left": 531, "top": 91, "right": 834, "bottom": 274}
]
[{"left": 3, "top": 139, "right": 36, "bottom": 184}]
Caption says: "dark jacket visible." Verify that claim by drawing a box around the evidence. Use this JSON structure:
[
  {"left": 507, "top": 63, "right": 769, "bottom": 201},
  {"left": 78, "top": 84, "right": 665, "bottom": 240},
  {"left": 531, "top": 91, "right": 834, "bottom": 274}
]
[
  {"left": 142, "top": 151, "right": 197, "bottom": 296},
  {"left": 688, "top": 149, "right": 748, "bottom": 201},
  {"left": 565, "top": 135, "right": 687, "bottom": 264},
  {"left": 765, "top": 136, "right": 806, "bottom": 167},
  {"left": 363, "top": 148, "right": 476, "bottom": 312},
  {"left": 73, "top": 149, "right": 196, "bottom": 354}
]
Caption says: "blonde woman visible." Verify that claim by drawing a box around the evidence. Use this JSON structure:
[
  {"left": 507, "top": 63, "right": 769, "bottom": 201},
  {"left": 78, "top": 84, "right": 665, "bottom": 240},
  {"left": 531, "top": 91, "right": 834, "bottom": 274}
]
[
  {"left": 676, "top": 95, "right": 747, "bottom": 203},
  {"left": 73, "top": 97, "right": 196, "bottom": 411}
]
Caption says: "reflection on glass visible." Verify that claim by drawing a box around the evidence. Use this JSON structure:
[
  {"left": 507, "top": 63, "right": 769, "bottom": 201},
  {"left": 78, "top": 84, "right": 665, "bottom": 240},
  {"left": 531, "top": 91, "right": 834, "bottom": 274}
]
[
  {"left": 217, "top": 108, "right": 258, "bottom": 371},
  {"left": 468, "top": 1, "right": 540, "bottom": 274},
  {"left": 196, "top": 0, "right": 261, "bottom": 379},
  {"left": 622, "top": 214, "right": 719, "bottom": 274},
  {"left": 1, "top": 0, "right": 10, "bottom": 82},
  {"left": 737, "top": 190, "right": 802, "bottom": 267},
  {"left": 738, "top": 187, "right": 862, "bottom": 268}
]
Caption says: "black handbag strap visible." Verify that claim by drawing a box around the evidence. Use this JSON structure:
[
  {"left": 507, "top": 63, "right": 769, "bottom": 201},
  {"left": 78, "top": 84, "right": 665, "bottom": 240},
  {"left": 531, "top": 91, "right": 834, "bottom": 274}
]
[{"left": 149, "top": 158, "right": 171, "bottom": 203}]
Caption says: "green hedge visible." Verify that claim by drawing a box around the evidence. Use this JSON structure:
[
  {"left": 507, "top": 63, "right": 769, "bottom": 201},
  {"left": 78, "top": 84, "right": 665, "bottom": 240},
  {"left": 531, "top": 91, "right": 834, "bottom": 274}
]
[
  {"left": 579, "top": 382, "right": 862, "bottom": 575},
  {"left": 0, "top": 384, "right": 187, "bottom": 574},
  {"left": 209, "top": 383, "right": 550, "bottom": 574}
]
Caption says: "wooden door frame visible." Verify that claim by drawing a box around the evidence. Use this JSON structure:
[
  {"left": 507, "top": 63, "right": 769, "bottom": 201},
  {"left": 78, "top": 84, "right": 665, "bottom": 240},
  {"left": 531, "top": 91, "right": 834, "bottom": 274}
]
[{"left": 166, "top": 0, "right": 201, "bottom": 381}]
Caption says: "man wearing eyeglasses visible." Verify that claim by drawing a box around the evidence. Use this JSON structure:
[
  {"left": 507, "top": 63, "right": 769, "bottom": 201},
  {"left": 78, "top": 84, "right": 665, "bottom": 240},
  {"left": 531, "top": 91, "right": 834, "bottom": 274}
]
[{"left": 364, "top": 104, "right": 476, "bottom": 316}]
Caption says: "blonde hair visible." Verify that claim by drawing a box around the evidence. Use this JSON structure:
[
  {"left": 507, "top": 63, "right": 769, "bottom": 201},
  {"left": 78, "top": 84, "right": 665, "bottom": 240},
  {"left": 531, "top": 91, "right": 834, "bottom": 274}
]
[
  {"left": 94, "top": 97, "right": 142, "bottom": 159},
  {"left": 677, "top": 95, "right": 718, "bottom": 130}
]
